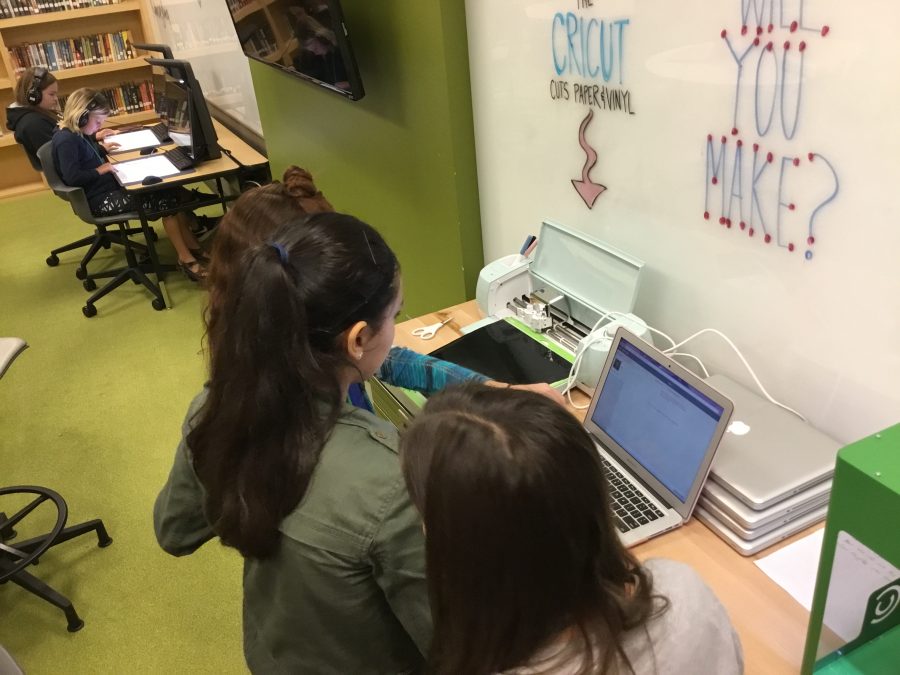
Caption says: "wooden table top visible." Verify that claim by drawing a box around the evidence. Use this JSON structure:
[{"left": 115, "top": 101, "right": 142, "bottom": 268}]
[{"left": 109, "top": 118, "right": 267, "bottom": 190}]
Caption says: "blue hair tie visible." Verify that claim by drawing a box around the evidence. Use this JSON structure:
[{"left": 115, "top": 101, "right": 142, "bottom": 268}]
[{"left": 268, "top": 242, "right": 290, "bottom": 266}]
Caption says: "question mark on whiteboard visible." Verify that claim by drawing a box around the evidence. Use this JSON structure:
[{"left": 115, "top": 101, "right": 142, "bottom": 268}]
[{"left": 805, "top": 153, "right": 840, "bottom": 260}]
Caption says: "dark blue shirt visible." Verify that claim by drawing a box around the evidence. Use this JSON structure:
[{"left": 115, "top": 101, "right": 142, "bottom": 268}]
[{"left": 51, "top": 127, "right": 119, "bottom": 209}]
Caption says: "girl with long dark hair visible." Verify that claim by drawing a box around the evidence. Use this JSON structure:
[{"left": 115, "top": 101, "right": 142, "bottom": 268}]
[
  {"left": 401, "top": 384, "right": 744, "bottom": 675},
  {"left": 155, "top": 213, "right": 442, "bottom": 672},
  {"left": 203, "top": 178, "right": 565, "bottom": 406}
]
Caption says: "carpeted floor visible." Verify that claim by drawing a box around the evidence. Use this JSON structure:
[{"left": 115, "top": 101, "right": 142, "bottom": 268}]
[{"left": 0, "top": 191, "right": 245, "bottom": 673}]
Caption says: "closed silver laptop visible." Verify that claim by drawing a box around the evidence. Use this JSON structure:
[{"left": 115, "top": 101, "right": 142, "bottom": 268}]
[
  {"left": 702, "top": 477, "right": 831, "bottom": 531},
  {"left": 696, "top": 504, "right": 828, "bottom": 556},
  {"left": 705, "top": 375, "right": 841, "bottom": 510},
  {"left": 584, "top": 329, "right": 734, "bottom": 547}
]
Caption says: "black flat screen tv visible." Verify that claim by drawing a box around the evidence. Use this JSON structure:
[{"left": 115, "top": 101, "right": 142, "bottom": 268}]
[{"left": 227, "top": 0, "right": 365, "bottom": 100}]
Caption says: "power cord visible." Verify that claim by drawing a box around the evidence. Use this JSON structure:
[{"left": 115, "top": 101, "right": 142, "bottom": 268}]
[
  {"left": 559, "top": 313, "right": 803, "bottom": 422},
  {"left": 662, "top": 328, "right": 806, "bottom": 421}
]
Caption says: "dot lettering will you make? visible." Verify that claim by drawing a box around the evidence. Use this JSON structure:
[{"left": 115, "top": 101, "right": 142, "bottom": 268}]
[{"left": 703, "top": 0, "right": 839, "bottom": 261}]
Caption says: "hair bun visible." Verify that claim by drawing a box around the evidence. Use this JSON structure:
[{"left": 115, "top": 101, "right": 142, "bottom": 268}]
[
  {"left": 282, "top": 165, "right": 335, "bottom": 214},
  {"left": 283, "top": 166, "right": 319, "bottom": 198}
]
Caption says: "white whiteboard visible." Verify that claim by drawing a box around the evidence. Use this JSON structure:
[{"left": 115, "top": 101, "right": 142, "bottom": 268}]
[
  {"left": 147, "top": 0, "right": 262, "bottom": 135},
  {"left": 466, "top": 0, "right": 900, "bottom": 444}
]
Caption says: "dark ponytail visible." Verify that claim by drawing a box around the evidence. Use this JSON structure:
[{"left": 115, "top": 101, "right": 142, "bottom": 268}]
[{"left": 188, "top": 212, "right": 399, "bottom": 559}]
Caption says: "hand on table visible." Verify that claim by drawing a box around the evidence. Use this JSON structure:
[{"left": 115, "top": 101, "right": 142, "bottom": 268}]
[
  {"left": 96, "top": 128, "right": 120, "bottom": 140},
  {"left": 96, "top": 162, "right": 116, "bottom": 175}
]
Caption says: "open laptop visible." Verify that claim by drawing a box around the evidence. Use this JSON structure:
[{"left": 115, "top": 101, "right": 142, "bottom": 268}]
[
  {"left": 583, "top": 328, "right": 734, "bottom": 547},
  {"left": 705, "top": 374, "right": 841, "bottom": 511}
]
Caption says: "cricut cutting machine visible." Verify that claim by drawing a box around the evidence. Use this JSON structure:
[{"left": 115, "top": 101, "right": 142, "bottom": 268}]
[{"left": 475, "top": 220, "right": 653, "bottom": 393}]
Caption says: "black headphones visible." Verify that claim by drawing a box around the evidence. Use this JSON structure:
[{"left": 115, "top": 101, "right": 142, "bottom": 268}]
[
  {"left": 26, "top": 67, "right": 48, "bottom": 106},
  {"left": 77, "top": 92, "right": 104, "bottom": 129}
]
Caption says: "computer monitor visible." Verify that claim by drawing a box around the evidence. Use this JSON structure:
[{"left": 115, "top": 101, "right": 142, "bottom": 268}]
[
  {"left": 155, "top": 75, "right": 193, "bottom": 147},
  {"left": 133, "top": 43, "right": 175, "bottom": 60},
  {"left": 147, "top": 58, "right": 221, "bottom": 163}
]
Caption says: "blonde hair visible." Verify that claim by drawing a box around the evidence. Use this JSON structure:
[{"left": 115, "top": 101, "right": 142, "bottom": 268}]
[{"left": 60, "top": 88, "right": 110, "bottom": 133}]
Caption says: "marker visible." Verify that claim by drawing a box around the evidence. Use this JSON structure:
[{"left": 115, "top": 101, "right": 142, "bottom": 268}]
[
  {"left": 519, "top": 235, "right": 536, "bottom": 255},
  {"left": 523, "top": 238, "right": 539, "bottom": 257}
]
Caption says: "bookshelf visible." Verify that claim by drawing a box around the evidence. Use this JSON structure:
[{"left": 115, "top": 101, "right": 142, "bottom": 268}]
[{"left": 0, "top": 0, "right": 158, "bottom": 198}]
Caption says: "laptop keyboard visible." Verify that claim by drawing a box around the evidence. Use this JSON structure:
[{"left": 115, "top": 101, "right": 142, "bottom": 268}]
[
  {"left": 602, "top": 457, "right": 666, "bottom": 533},
  {"left": 163, "top": 146, "right": 194, "bottom": 171}
]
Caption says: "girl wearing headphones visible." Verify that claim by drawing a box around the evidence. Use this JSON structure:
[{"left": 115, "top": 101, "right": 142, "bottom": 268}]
[
  {"left": 5, "top": 68, "right": 119, "bottom": 171},
  {"left": 400, "top": 384, "right": 744, "bottom": 675},
  {"left": 52, "top": 88, "right": 206, "bottom": 281}
]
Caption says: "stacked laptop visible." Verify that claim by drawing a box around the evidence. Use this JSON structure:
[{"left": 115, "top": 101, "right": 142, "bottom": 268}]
[{"left": 695, "top": 375, "right": 841, "bottom": 556}]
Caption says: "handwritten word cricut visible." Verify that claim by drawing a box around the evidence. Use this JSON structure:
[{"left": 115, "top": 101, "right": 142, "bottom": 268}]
[{"left": 551, "top": 14, "right": 629, "bottom": 84}]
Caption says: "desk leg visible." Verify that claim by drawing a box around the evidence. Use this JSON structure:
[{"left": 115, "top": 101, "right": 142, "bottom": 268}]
[{"left": 215, "top": 176, "right": 228, "bottom": 213}]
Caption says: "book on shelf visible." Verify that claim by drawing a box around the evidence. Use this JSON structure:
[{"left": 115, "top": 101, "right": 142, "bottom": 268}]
[
  {"left": 0, "top": 0, "right": 126, "bottom": 19},
  {"left": 57, "top": 79, "right": 154, "bottom": 117},
  {"left": 225, "top": 0, "right": 255, "bottom": 14},
  {"left": 8, "top": 30, "right": 136, "bottom": 73}
]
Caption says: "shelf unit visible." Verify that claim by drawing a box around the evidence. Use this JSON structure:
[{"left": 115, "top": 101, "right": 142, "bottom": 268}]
[{"left": 0, "top": 0, "right": 158, "bottom": 199}]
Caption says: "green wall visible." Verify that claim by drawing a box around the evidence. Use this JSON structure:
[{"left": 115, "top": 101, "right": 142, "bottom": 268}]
[{"left": 250, "top": 0, "right": 483, "bottom": 319}]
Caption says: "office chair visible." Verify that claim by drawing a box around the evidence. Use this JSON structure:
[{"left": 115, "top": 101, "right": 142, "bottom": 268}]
[
  {"left": 36, "top": 144, "right": 150, "bottom": 282},
  {"left": 37, "top": 142, "right": 171, "bottom": 316},
  {"left": 0, "top": 487, "right": 112, "bottom": 632},
  {"left": 0, "top": 353, "right": 112, "bottom": 633}
]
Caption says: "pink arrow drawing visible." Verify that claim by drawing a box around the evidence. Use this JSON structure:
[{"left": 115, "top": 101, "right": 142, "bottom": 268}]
[{"left": 571, "top": 109, "right": 607, "bottom": 208}]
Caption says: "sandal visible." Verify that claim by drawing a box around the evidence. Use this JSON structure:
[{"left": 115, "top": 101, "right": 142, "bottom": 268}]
[
  {"left": 177, "top": 259, "right": 207, "bottom": 283},
  {"left": 189, "top": 248, "right": 210, "bottom": 263}
]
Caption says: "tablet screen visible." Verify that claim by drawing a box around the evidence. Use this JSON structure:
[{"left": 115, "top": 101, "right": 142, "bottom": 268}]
[{"left": 428, "top": 321, "right": 571, "bottom": 385}]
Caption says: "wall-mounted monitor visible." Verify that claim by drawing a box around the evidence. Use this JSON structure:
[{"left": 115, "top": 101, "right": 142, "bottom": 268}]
[{"left": 226, "top": 0, "right": 365, "bottom": 101}]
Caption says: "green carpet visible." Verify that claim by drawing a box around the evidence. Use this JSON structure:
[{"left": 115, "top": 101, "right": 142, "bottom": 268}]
[{"left": 0, "top": 192, "right": 245, "bottom": 673}]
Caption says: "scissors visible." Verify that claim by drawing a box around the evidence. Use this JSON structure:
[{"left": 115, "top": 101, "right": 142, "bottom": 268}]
[{"left": 412, "top": 316, "right": 453, "bottom": 340}]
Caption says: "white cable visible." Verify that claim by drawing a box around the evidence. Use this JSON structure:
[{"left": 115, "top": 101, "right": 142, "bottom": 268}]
[
  {"left": 669, "top": 352, "right": 710, "bottom": 378},
  {"left": 562, "top": 309, "right": 676, "bottom": 410},
  {"left": 664, "top": 328, "right": 806, "bottom": 421}
]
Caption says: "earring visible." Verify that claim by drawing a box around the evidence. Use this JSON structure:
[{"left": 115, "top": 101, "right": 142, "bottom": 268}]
[{"left": 355, "top": 352, "right": 363, "bottom": 360}]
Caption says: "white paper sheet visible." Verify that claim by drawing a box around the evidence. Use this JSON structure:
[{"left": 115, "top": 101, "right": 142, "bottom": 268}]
[
  {"left": 107, "top": 129, "right": 161, "bottom": 153},
  {"left": 755, "top": 528, "right": 825, "bottom": 611},
  {"left": 112, "top": 155, "right": 182, "bottom": 185}
]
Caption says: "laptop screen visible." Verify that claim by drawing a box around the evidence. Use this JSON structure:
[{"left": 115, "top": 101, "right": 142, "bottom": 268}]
[
  {"left": 590, "top": 337, "right": 725, "bottom": 501},
  {"left": 155, "top": 77, "right": 192, "bottom": 152}
]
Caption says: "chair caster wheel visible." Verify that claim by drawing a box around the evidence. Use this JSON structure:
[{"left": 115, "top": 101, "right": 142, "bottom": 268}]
[
  {"left": 101, "top": 240, "right": 111, "bottom": 249},
  {"left": 75, "top": 267, "right": 87, "bottom": 280},
  {"left": 98, "top": 536, "right": 113, "bottom": 548},
  {"left": 67, "top": 619, "right": 85, "bottom": 633},
  {"left": 46, "top": 255, "right": 60, "bottom": 267},
  {"left": 152, "top": 298, "right": 166, "bottom": 311},
  {"left": 82, "top": 279, "right": 96, "bottom": 291},
  {"left": 82, "top": 304, "right": 97, "bottom": 318}
]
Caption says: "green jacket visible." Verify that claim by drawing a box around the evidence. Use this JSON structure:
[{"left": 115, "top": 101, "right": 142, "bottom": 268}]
[{"left": 154, "top": 392, "right": 430, "bottom": 674}]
